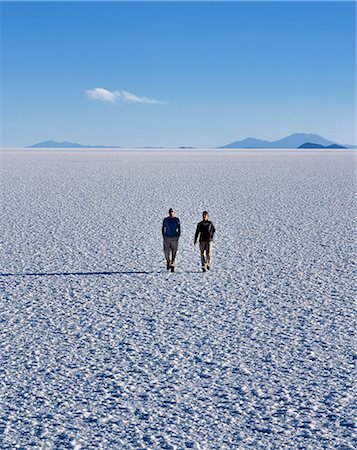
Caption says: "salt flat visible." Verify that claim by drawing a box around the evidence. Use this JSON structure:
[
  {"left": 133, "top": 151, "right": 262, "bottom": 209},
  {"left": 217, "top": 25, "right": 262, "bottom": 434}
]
[{"left": 0, "top": 148, "right": 355, "bottom": 449}]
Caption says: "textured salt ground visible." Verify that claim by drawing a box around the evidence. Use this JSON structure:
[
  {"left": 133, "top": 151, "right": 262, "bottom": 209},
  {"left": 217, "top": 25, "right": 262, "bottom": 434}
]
[{"left": 0, "top": 149, "right": 356, "bottom": 449}]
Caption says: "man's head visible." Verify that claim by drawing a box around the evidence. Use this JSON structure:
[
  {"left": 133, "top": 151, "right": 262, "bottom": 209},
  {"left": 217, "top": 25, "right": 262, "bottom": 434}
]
[
  {"left": 169, "top": 208, "right": 175, "bottom": 218},
  {"left": 202, "top": 210, "right": 209, "bottom": 221}
]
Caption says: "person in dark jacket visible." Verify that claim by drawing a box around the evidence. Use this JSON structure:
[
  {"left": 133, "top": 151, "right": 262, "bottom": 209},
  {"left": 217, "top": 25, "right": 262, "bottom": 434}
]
[
  {"left": 194, "top": 211, "right": 215, "bottom": 272},
  {"left": 162, "top": 208, "right": 181, "bottom": 272}
]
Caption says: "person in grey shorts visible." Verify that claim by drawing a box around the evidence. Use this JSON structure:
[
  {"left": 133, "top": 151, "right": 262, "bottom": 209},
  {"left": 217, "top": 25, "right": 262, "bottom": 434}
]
[
  {"left": 162, "top": 208, "right": 181, "bottom": 272},
  {"left": 194, "top": 211, "right": 216, "bottom": 272}
]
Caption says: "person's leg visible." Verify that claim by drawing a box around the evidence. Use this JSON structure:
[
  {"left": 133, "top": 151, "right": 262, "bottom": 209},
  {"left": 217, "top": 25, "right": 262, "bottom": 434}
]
[
  {"left": 164, "top": 238, "right": 171, "bottom": 269},
  {"left": 206, "top": 241, "right": 213, "bottom": 269},
  {"left": 170, "top": 238, "right": 178, "bottom": 268},
  {"left": 199, "top": 241, "right": 207, "bottom": 270}
]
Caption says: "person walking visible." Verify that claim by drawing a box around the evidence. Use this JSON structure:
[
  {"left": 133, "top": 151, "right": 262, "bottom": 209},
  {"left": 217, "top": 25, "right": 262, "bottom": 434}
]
[
  {"left": 194, "top": 211, "right": 215, "bottom": 272},
  {"left": 162, "top": 208, "right": 181, "bottom": 272}
]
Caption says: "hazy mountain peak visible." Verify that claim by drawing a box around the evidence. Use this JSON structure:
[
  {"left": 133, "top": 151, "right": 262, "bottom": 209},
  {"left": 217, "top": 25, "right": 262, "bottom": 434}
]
[
  {"left": 28, "top": 140, "right": 119, "bottom": 149},
  {"left": 221, "top": 133, "right": 340, "bottom": 149}
]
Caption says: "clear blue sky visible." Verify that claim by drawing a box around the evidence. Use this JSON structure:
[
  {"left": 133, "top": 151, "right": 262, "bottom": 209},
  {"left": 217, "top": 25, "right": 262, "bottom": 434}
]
[{"left": 1, "top": 1, "right": 356, "bottom": 147}]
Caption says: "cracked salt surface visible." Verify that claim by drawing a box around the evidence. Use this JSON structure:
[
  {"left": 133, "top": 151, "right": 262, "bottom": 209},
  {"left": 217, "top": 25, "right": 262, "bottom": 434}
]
[{"left": 0, "top": 148, "right": 355, "bottom": 449}]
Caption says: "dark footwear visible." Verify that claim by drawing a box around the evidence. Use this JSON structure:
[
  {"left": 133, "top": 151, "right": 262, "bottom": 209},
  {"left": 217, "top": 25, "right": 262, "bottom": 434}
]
[
  {"left": 206, "top": 266, "right": 210, "bottom": 271},
  {"left": 166, "top": 262, "right": 170, "bottom": 270},
  {"left": 202, "top": 267, "right": 206, "bottom": 272},
  {"left": 170, "top": 267, "right": 175, "bottom": 272}
]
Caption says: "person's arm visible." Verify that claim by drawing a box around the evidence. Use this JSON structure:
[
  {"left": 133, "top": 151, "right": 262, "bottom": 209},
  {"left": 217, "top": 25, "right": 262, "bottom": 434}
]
[
  {"left": 211, "top": 222, "right": 216, "bottom": 238},
  {"left": 176, "top": 218, "right": 181, "bottom": 238},
  {"left": 162, "top": 219, "right": 166, "bottom": 238},
  {"left": 194, "top": 223, "right": 200, "bottom": 244}
]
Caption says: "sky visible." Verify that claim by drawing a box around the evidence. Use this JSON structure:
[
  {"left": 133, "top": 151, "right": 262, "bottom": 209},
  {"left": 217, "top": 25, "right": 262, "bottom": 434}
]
[{"left": 1, "top": 1, "right": 356, "bottom": 147}]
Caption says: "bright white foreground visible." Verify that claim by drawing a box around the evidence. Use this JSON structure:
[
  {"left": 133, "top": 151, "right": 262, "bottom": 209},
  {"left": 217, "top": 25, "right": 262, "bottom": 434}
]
[{"left": 0, "top": 148, "right": 355, "bottom": 449}]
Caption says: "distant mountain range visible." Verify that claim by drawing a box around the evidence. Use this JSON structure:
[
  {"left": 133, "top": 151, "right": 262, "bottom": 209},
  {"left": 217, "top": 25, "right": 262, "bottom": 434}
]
[
  {"left": 29, "top": 134, "right": 354, "bottom": 149},
  {"left": 221, "top": 133, "right": 352, "bottom": 149},
  {"left": 298, "top": 142, "right": 346, "bottom": 149},
  {"left": 29, "top": 140, "right": 119, "bottom": 149}
]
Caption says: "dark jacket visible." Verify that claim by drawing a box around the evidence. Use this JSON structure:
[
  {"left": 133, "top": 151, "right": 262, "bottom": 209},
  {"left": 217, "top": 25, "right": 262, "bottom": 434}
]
[
  {"left": 194, "top": 220, "right": 215, "bottom": 243},
  {"left": 162, "top": 217, "right": 180, "bottom": 238}
]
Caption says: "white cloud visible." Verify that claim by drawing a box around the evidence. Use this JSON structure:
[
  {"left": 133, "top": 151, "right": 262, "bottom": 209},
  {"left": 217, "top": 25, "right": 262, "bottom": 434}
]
[
  {"left": 86, "top": 88, "right": 117, "bottom": 103},
  {"left": 86, "top": 88, "right": 162, "bottom": 104},
  {"left": 118, "top": 90, "right": 162, "bottom": 104}
]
